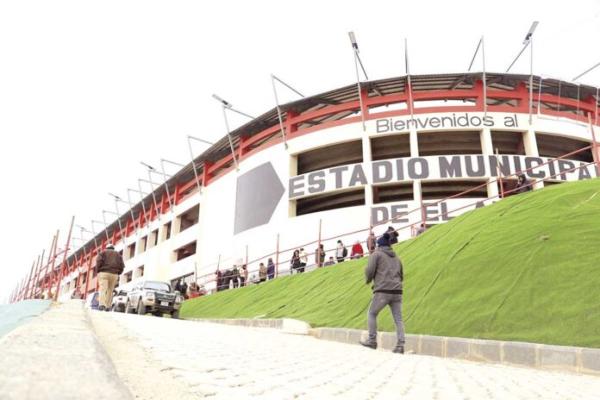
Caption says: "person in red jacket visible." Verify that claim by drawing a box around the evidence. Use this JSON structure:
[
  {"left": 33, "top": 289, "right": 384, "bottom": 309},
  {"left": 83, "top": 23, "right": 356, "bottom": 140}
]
[{"left": 351, "top": 241, "right": 364, "bottom": 259}]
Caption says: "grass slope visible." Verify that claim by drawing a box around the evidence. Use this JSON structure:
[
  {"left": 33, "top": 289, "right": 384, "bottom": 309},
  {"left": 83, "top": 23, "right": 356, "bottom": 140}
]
[{"left": 181, "top": 179, "right": 600, "bottom": 347}]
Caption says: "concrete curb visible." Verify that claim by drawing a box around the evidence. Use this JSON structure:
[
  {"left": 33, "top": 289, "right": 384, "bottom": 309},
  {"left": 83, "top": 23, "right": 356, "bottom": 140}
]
[
  {"left": 187, "top": 318, "right": 600, "bottom": 376},
  {"left": 0, "top": 300, "right": 132, "bottom": 400},
  {"left": 311, "top": 327, "right": 600, "bottom": 376}
]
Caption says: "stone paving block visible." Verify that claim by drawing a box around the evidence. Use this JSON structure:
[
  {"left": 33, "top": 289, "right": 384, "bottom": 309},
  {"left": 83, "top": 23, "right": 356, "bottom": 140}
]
[{"left": 502, "top": 341, "right": 537, "bottom": 367}]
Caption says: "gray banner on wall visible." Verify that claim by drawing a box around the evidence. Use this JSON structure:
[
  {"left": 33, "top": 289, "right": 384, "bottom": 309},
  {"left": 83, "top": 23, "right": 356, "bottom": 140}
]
[{"left": 234, "top": 162, "right": 285, "bottom": 234}]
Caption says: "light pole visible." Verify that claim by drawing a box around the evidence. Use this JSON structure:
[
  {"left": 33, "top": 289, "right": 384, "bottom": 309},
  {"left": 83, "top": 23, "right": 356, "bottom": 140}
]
[
  {"left": 270, "top": 74, "right": 304, "bottom": 149},
  {"left": 506, "top": 21, "right": 539, "bottom": 124},
  {"left": 348, "top": 31, "right": 368, "bottom": 131},
  {"left": 92, "top": 220, "right": 109, "bottom": 242},
  {"left": 142, "top": 162, "right": 175, "bottom": 213},
  {"left": 211, "top": 94, "right": 255, "bottom": 171},
  {"left": 187, "top": 135, "right": 213, "bottom": 194},
  {"left": 128, "top": 188, "right": 148, "bottom": 227}
]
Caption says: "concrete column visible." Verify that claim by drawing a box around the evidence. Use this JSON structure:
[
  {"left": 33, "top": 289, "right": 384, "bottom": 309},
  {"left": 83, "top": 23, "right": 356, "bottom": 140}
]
[
  {"left": 409, "top": 128, "right": 422, "bottom": 220},
  {"left": 362, "top": 134, "right": 373, "bottom": 207},
  {"left": 480, "top": 127, "right": 499, "bottom": 198},
  {"left": 288, "top": 155, "right": 298, "bottom": 217},
  {"left": 524, "top": 126, "right": 544, "bottom": 189}
]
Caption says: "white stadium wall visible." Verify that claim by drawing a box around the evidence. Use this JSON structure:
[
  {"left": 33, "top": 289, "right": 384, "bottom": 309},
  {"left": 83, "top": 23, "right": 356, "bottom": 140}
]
[
  {"left": 47, "top": 71, "right": 600, "bottom": 302},
  {"left": 59, "top": 109, "right": 599, "bottom": 299}
]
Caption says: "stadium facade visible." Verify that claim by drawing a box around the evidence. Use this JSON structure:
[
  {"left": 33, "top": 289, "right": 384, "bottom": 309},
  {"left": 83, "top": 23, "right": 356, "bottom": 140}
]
[{"left": 13, "top": 72, "right": 600, "bottom": 301}]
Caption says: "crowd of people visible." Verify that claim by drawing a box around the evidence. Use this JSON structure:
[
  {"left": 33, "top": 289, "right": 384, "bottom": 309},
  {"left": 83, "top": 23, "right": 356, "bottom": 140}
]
[{"left": 211, "top": 226, "right": 403, "bottom": 291}]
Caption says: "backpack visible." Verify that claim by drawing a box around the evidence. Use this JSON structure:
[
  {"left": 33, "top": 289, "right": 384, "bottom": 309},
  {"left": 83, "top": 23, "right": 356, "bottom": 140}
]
[{"left": 342, "top": 247, "right": 348, "bottom": 257}]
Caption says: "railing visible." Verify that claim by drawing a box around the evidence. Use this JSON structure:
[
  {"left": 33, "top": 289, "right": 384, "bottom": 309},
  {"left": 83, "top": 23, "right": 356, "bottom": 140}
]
[{"left": 191, "top": 145, "right": 599, "bottom": 295}]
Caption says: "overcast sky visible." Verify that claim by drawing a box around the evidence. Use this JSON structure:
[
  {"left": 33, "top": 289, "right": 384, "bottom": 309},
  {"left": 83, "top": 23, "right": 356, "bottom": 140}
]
[{"left": 1, "top": 0, "right": 599, "bottom": 302}]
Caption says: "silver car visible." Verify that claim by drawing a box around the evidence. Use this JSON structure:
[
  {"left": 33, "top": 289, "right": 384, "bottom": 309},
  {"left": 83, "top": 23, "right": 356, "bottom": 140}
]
[
  {"left": 111, "top": 289, "right": 128, "bottom": 312},
  {"left": 125, "top": 280, "right": 183, "bottom": 318}
]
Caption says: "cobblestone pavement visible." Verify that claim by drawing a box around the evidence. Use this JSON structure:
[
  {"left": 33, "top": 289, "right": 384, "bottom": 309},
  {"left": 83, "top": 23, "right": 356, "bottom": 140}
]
[{"left": 93, "top": 312, "right": 600, "bottom": 400}]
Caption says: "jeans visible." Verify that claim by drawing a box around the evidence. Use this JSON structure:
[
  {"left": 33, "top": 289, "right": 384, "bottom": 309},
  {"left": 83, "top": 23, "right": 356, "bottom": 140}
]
[{"left": 367, "top": 292, "right": 405, "bottom": 347}]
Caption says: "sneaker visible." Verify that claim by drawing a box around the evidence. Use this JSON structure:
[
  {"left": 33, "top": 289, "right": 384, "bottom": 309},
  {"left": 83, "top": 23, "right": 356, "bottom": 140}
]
[
  {"left": 359, "top": 340, "right": 377, "bottom": 350},
  {"left": 98, "top": 305, "right": 106, "bottom": 311},
  {"left": 392, "top": 346, "right": 404, "bottom": 354}
]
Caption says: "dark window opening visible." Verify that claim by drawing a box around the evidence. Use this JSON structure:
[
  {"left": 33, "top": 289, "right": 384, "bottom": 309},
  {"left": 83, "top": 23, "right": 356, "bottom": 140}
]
[
  {"left": 373, "top": 183, "right": 414, "bottom": 203},
  {"left": 296, "top": 188, "right": 365, "bottom": 216},
  {"left": 297, "top": 140, "right": 363, "bottom": 175},
  {"left": 150, "top": 229, "right": 158, "bottom": 247},
  {"left": 136, "top": 265, "right": 144, "bottom": 278},
  {"left": 139, "top": 236, "right": 147, "bottom": 254},
  {"left": 126, "top": 243, "right": 136, "bottom": 259},
  {"left": 175, "top": 241, "right": 197, "bottom": 262},
  {"left": 536, "top": 133, "right": 593, "bottom": 162},
  {"left": 491, "top": 131, "right": 526, "bottom": 155},
  {"left": 371, "top": 134, "right": 410, "bottom": 161},
  {"left": 162, "top": 222, "right": 172, "bottom": 242},
  {"left": 418, "top": 131, "right": 482, "bottom": 156},
  {"left": 178, "top": 205, "right": 200, "bottom": 233},
  {"left": 421, "top": 180, "right": 488, "bottom": 200},
  {"left": 124, "top": 271, "right": 133, "bottom": 283}
]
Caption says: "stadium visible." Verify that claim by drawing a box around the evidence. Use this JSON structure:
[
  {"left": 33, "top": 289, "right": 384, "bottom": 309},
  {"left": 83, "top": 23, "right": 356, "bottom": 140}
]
[{"left": 11, "top": 71, "right": 600, "bottom": 302}]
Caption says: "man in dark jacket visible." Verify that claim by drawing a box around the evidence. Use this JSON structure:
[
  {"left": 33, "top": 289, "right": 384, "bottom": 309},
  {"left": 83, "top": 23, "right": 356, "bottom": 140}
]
[
  {"left": 95, "top": 243, "right": 125, "bottom": 311},
  {"left": 360, "top": 232, "right": 405, "bottom": 353}
]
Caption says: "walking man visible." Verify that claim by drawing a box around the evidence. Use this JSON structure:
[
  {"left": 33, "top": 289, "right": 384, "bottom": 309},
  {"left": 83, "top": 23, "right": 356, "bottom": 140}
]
[
  {"left": 95, "top": 243, "right": 125, "bottom": 311},
  {"left": 360, "top": 232, "right": 405, "bottom": 354}
]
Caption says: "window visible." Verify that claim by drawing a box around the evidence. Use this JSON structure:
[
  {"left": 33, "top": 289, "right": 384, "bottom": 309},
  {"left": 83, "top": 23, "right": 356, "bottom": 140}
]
[
  {"left": 174, "top": 241, "right": 197, "bottom": 262},
  {"left": 371, "top": 134, "right": 410, "bottom": 161},
  {"left": 124, "top": 271, "right": 133, "bottom": 283},
  {"left": 536, "top": 133, "right": 593, "bottom": 162},
  {"left": 492, "top": 131, "right": 526, "bottom": 155},
  {"left": 149, "top": 229, "right": 159, "bottom": 248},
  {"left": 295, "top": 188, "right": 366, "bottom": 216},
  {"left": 418, "top": 131, "right": 482, "bottom": 156},
  {"left": 135, "top": 265, "right": 144, "bottom": 279},
  {"left": 421, "top": 180, "right": 488, "bottom": 200},
  {"left": 161, "top": 222, "right": 172, "bottom": 242},
  {"left": 373, "top": 183, "right": 414, "bottom": 203},
  {"left": 138, "top": 236, "right": 147, "bottom": 254},
  {"left": 178, "top": 205, "right": 199, "bottom": 233},
  {"left": 297, "top": 140, "right": 363, "bottom": 175},
  {"left": 126, "top": 243, "right": 136, "bottom": 260}
]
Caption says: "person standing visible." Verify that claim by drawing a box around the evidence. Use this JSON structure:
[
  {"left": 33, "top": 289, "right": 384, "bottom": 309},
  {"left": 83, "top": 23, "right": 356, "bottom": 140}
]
[
  {"left": 95, "top": 243, "right": 125, "bottom": 312},
  {"left": 231, "top": 265, "right": 240, "bottom": 288},
  {"left": 267, "top": 258, "right": 276, "bottom": 280},
  {"left": 180, "top": 279, "right": 188, "bottom": 299},
  {"left": 360, "top": 233, "right": 405, "bottom": 354},
  {"left": 366, "top": 232, "right": 376, "bottom": 254},
  {"left": 351, "top": 241, "right": 364, "bottom": 259},
  {"left": 336, "top": 240, "right": 347, "bottom": 263},
  {"left": 258, "top": 263, "right": 267, "bottom": 282},
  {"left": 514, "top": 173, "right": 532, "bottom": 194},
  {"left": 386, "top": 226, "right": 399, "bottom": 245},
  {"left": 299, "top": 248, "right": 308, "bottom": 273},
  {"left": 240, "top": 264, "right": 248, "bottom": 286},
  {"left": 290, "top": 250, "right": 301, "bottom": 274}
]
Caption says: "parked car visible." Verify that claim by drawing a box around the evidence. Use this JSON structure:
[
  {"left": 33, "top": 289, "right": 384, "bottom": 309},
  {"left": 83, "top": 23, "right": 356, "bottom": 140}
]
[
  {"left": 111, "top": 289, "right": 128, "bottom": 312},
  {"left": 125, "top": 280, "right": 184, "bottom": 318},
  {"left": 85, "top": 291, "right": 99, "bottom": 310}
]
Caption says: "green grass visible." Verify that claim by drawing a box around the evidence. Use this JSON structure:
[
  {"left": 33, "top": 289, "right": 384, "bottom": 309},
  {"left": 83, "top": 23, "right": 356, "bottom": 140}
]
[{"left": 181, "top": 179, "right": 600, "bottom": 348}]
